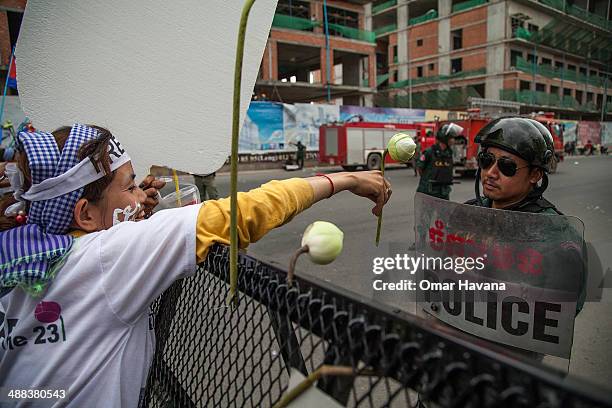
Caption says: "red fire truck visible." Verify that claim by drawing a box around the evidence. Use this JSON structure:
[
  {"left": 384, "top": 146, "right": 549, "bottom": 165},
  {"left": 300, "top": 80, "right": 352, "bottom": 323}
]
[
  {"left": 319, "top": 121, "right": 435, "bottom": 170},
  {"left": 435, "top": 111, "right": 564, "bottom": 175},
  {"left": 320, "top": 113, "right": 563, "bottom": 174},
  {"left": 529, "top": 112, "right": 565, "bottom": 173}
]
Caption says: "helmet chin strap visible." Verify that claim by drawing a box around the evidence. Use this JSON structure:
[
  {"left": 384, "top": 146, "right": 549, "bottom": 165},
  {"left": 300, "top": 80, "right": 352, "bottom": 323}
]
[
  {"left": 474, "top": 168, "right": 483, "bottom": 206},
  {"left": 530, "top": 172, "right": 549, "bottom": 197}
]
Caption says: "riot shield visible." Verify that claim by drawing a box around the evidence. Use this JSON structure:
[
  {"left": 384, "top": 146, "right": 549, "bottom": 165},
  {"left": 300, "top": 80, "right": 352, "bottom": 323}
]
[{"left": 413, "top": 193, "right": 585, "bottom": 370}]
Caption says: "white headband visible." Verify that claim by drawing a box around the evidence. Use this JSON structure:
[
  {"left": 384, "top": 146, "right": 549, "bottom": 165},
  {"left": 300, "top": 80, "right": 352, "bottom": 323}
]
[{"left": 22, "top": 134, "right": 131, "bottom": 202}]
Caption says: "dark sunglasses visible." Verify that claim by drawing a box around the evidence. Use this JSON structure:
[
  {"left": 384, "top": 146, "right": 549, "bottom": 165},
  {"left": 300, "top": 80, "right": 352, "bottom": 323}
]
[{"left": 477, "top": 151, "right": 529, "bottom": 177}]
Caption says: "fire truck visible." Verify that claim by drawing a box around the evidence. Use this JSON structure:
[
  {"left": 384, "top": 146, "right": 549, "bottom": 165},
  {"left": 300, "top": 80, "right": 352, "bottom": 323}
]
[
  {"left": 435, "top": 111, "right": 564, "bottom": 175},
  {"left": 320, "top": 113, "right": 564, "bottom": 174},
  {"left": 319, "top": 121, "right": 435, "bottom": 170},
  {"left": 529, "top": 112, "right": 565, "bottom": 173}
]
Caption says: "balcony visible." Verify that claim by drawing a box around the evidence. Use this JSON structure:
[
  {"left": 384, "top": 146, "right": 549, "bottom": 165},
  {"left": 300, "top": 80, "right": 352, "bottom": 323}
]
[
  {"left": 328, "top": 23, "right": 376, "bottom": 43},
  {"left": 388, "top": 68, "right": 486, "bottom": 88},
  {"left": 500, "top": 89, "right": 600, "bottom": 111},
  {"left": 372, "top": 0, "right": 397, "bottom": 15},
  {"left": 515, "top": 56, "right": 606, "bottom": 88},
  {"left": 272, "top": 14, "right": 320, "bottom": 31},
  {"left": 387, "top": 86, "right": 481, "bottom": 109},
  {"left": 408, "top": 10, "right": 438, "bottom": 26},
  {"left": 538, "top": 0, "right": 612, "bottom": 31},
  {"left": 272, "top": 14, "right": 376, "bottom": 43}
]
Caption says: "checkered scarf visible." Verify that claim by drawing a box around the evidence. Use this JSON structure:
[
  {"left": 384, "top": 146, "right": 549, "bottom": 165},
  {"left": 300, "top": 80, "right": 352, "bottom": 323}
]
[
  {"left": 1, "top": 124, "right": 100, "bottom": 298},
  {"left": 20, "top": 123, "right": 100, "bottom": 234},
  {"left": 0, "top": 224, "right": 73, "bottom": 298}
]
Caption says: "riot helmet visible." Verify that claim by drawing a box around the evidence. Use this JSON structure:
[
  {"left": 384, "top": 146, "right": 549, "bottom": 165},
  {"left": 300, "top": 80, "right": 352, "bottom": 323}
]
[
  {"left": 474, "top": 117, "right": 553, "bottom": 203},
  {"left": 436, "top": 123, "right": 463, "bottom": 144},
  {"left": 475, "top": 117, "right": 554, "bottom": 171}
]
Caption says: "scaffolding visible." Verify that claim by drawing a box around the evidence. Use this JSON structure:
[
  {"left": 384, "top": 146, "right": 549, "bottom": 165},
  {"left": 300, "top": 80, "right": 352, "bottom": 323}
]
[
  {"left": 372, "top": 0, "right": 397, "bottom": 14},
  {"left": 272, "top": 13, "right": 376, "bottom": 43},
  {"left": 375, "top": 86, "right": 481, "bottom": 109},
  {"left": 509, "top": 16, "right": 612, "bottom": 116},
  {"left": 272, "top": 14, "right": 320, "bottom": 31},
  {"left": 389, "top": 68, "right": 486, "bottom": 88},
  {"left": 408, "top": 9, "right": 438, "bottom": 26}
]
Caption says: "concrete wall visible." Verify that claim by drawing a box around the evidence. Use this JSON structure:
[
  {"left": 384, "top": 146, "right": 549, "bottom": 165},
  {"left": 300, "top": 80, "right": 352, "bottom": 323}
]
[{"left": 437, "top": 18, "right": 451, "bottom": 78}]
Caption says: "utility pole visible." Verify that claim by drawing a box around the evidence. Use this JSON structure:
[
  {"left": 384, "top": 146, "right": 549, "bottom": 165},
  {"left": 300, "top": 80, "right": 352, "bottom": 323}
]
[
  {"left": 601, "top": 66, "right": 608, "bottom": 122},
  {"left": 323, "top": 0, "right": 331, "bottom": 102},
  {"left": 408, "top": 27, "right": 412, "bottom": 109},
  {"left": 532, "top": 39, "right": 537, "bottom": 106}
]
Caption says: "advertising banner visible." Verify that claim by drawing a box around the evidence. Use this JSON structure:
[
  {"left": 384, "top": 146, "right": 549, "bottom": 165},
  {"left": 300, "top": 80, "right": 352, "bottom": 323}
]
[
  {"left": 283, "top": 103, "right": 340, "bottom": 151},
  {"left": 340, "top": 105, "right": 425, "bottom": 124},
  {"left": 600, "top": 122, "right": 612, "bottom": 146},
  {"left": 239, "top": 101, "right": 285, "bottom": 152},
  {"left": 577, "top": 121, "right": 601, "bottom": 145},
  {"left": 559, "top": 120, "right": 578, "bottom": 143}
]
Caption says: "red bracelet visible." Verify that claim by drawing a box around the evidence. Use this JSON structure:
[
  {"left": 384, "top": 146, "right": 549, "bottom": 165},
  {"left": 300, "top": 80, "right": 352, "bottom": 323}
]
[{"left": 316, "top": 173, "right": 335, "bottom": 198}]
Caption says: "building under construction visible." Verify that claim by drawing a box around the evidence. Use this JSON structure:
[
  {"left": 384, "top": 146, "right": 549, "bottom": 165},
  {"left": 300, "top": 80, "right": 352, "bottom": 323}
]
[
  {"left": 257, "top": 0, "right": 611, "bottom": 120},
  {"left": 0, "top": 0, "right": 609, "bottom": 120},
  {"left": 254, "top": 0, "right": 378, "bottom": 106},
  {"left": 0, "top": 0, "right": 25, "bottom": 96}
]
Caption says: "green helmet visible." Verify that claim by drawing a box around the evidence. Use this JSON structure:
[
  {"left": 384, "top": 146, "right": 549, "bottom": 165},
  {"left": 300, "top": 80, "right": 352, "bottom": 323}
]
[
  {"left": 436, "top": 123, "right": 463, "bottom": 144},
  {"left": 475, "top": 117, "right": 554, "bottom": 171}
]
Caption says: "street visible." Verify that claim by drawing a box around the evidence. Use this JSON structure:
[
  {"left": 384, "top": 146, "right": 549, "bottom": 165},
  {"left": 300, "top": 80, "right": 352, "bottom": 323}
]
[{"left": 214, "top": 155, "right": 612, "bottom": 389}]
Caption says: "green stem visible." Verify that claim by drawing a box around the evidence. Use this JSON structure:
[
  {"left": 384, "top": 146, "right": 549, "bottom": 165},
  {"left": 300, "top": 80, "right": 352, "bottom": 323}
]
[
  {"left": 375, "top": 150, "right": 388, "bottom": 247},
  {"left": 287, "top": 245, "right": 309, "bottom": 286},
  {"left": 272, "top": 366, "right": 359, "bottom": 408},
  {"left": 227, "top": 0, "right": 257, "bottom": 306}
]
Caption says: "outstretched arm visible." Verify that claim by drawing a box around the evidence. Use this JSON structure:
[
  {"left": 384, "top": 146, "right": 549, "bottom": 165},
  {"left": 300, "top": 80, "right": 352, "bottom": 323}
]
[{"left": 195, "top": 171, "right": 390, "bottom": 262}]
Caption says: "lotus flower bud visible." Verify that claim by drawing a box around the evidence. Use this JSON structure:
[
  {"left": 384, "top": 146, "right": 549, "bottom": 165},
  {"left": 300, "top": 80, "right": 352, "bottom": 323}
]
[
  {"left": 387, "top": 133, "right": 416, "bottom": 163},
  {"left": 301, "top": 221, "right": 344, "bottom": 265}
]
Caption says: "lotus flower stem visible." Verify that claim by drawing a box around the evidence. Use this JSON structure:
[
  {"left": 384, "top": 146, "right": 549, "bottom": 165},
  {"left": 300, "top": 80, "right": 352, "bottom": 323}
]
[
  {"left": 375, "top": 149, "right": 388, "bottom": 246},
  {"left": 273, "top": 365, "right": 376, "bottom": 408},
  {"left": 287, "top": 245, "right": 309, "bottom": 286},
  {"left": 228, "top": 0, "right": 257, "bottom": 306}
]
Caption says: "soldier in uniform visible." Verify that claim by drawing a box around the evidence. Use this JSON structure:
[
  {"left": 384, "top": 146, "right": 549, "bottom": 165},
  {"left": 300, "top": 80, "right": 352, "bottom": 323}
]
[
  {"left": 416, "top": 123, "right": 463, "bottom": 200},
  {"left": 466, "top": 116, "right": 587, "bottom": 312}
]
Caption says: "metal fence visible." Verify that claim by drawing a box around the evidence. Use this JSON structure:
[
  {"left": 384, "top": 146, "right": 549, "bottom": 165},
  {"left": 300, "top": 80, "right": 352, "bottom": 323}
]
[{"left": 141, "top": 245, "right": 612, "bottom": 408}]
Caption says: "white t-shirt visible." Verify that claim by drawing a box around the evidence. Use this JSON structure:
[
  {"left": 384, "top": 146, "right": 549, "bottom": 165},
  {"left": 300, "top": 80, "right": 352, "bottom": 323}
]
[{"left": 0, "top": 203, "right": 201, "bottom": 407}]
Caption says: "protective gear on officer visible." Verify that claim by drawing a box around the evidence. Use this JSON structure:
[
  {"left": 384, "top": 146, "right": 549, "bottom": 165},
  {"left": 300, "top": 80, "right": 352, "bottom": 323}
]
[
  {"left": 468, "top": 116, "right": 557, "bottom": 213},
  {"left": 465, "top": 116, "right": 587, "bottom": 316},
  {"left": 416, "top": 122, "right": 463, "bottom": 200},
  {"left": 436, "top": 123, "right": 463, "bottom": 145}
]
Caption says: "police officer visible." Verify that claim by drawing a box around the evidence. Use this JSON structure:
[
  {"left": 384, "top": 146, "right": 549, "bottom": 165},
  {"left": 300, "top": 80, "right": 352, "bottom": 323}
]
[
  {"left": 416, "top": 123, "right": 463, "bottom": 200},
  {"left": 466, "top": 116, "right": 587, "bottom": 314},
  {"left": 466, "top": 117, "right": 558, "bottom": 213},
  {"left": 293, "top": 140, "right": 306, "bottom": 169}
]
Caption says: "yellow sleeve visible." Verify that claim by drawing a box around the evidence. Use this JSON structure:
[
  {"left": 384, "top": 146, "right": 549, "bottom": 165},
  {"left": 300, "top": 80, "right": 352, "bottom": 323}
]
[{"left": 196, "top": 178, "right": 314, "bottom": 263}]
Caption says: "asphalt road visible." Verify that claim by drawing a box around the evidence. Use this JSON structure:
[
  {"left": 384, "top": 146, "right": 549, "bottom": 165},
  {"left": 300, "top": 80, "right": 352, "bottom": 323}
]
[{"left": 214, "top": 155, "right": 612, "bottom": 390}]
